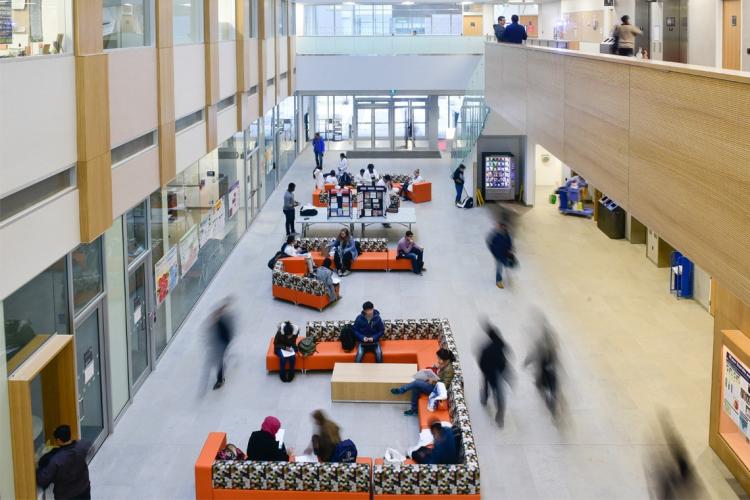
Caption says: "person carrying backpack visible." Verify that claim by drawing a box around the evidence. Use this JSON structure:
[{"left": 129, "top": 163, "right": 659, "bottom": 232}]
[
  {"left": 452, "top": 164, "right": 466, "bottom": 207},
  {"left": 486, "top": 220, "right": 514, "bottom": 289}
]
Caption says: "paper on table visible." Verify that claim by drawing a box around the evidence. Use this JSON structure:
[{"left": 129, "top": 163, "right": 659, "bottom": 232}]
[
  {"left": 280, "top": 348, "right": 295, "bottom": 358},
  {"left": 276, "top": 428, "right": 285, "bottom": 449},
  {"left": 295, "top": 454, "right": 319, "bottom": 463}
]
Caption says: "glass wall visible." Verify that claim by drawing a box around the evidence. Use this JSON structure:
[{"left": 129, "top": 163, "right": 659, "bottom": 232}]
[
  {"left": 0, "top": 0, "right": 70, "bottom": 58},
  {"left": 3, "top": 259, "right": 69, "bottom": 374},
  {"left": 218, "top": 0, "right": 236, "bottom": 41},
  {"left": 248, "top": 0, "right": 259, "bottom": 38},
  {"left": 72, "top": 239, "right": 104, "bottom": 315},
  {"left": 279, "top": 0, "right": 288, "bottom": 36},
  {"left": 302, "top": 3, "right": 462, "bottom": 36},
  {"left": 276, "top": 96, "right": 296, "bottom": 177},
  {"left": 264, "top": 0, "right": 274, "bottom": 39},
  {"left": 149, "top": 190, "right": 170, "bottom": 358},
  {"left": 104, "top": 219, "right": 130, "bottom": 418},
  {"left": 126, "top": 200, "right": 148, "bottom": 264},
  {"left": 173, "top": 0, "right": 204, "bottom": 44},
  {"left": 103, "top": 0, "right": 154, "bottom": 49}
]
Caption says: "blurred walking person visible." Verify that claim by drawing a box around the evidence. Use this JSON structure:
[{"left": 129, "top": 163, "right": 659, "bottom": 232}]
[
  {"left": 486, "top": 220, "right": 515, "bottom": 289},
  {"left": 648, "top": 412, "right": 703, "bottom": 499},
  {"left": 208, "top": 298, "right": 234, "bottom": 390},
  {"left": 524, "top": 319, "right": 560, "bottom": 419},
  {"left": 478, "top": 321, "right": 513, "bottom": 427}
]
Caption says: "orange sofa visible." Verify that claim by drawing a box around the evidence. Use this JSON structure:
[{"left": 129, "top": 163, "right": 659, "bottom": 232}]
[
  {"left": 312, "top": 188, "right": 327, "bottom": 208},
  {"left": 406, "top": 182, "right": 432, "bottom": 203},
  {"left": 196, "top": 432, "right": 373, "bottom": 499}
]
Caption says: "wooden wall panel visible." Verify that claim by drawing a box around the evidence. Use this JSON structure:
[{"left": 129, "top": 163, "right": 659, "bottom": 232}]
[
  {"left": 499, "top": 47, "right": 527, "bottom": 132},
  {"left": 78, "top": 154, "right": 114, "bottom": 240},
  {"left": 159, "top": 121, "right": 177, "bottom": 184},
  {"left": 564, "top": 57, "right": 629, "bottom": 207},
  {"left": 206, "top": 105, "right": 218, "bottom": 152},
  {"left": 156, "top": 1, "right": 175, "bottom": 186},
  {"left": 710, "top": 283, "right": 750, "bottom": 493},
  {"left": 156, "top": 0, "right": 174, "bottom": 48},
  {"left": 526, "top": 50, "right": 565, "bottom": 159},
  {"left": 629, "top": 66, "right": 750, "bottom": 305},
  {"left": 73, "top": 0, "right": 103, "bottom": 55}
]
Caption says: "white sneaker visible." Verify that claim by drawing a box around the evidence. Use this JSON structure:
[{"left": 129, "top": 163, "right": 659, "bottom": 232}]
[{"left": 456, "top": 202, "right": 462, "bottom": 208}]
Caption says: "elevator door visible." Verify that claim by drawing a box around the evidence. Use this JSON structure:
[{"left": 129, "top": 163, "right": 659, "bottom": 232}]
[
  {"left": 662, "top": 0, "right": 688, "bottom": 63},
  {"left": 75, "top": 305, "right": 108, "bottom": 450}
]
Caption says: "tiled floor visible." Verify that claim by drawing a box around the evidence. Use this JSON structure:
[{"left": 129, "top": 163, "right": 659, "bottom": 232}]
[{"left": 89, "top": 148, "right": 742, "bottom": 499}]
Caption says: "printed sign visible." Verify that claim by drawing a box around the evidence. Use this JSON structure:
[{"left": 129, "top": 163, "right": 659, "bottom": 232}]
[
  {"left": 723, "top": 347, "right": 750, "bottom": 439},
  {"left": 210, "top": 199, "right": 226, "bottom": 240},
  {"left": 179, "top": 225, "right": 200, "bottom": 277},
  {"left": 227, "top": 181, "right": 240, "bottom": 219},
  {"left": 154, "top": 247, "right": 179, "bottom": 306}
]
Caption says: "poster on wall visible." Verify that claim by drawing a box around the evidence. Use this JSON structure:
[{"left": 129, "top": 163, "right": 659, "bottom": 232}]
[
  {"left": 723, "top": 347, "right": 750, "bottom": 439},
  {"left": 179, "top": 225, "right": 200, "bottom": 277},
  {"left": 0, "top": 3, "right": 11, "bottom": 44},
  {"left": 227, "top": 181, "right": 240, "bottom": 219},
  {"left": 154, "top": 247, "right": 177, "bottom": 306},
  {"left": 199, "top": 214, "right": 212, "bottom": 247},
  {"left": 210, "top": 199, "right": 226, "bottom": 240}
]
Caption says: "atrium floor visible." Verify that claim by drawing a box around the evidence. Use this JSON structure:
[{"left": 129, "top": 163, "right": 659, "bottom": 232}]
[{"left": 89, "top": 148, "right": 740, "bottom": 499}]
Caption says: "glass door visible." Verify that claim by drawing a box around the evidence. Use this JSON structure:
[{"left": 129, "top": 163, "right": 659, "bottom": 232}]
[
  {"left": 74, "top": 304, "right": 109, "bottom": 450},
  {"left": 373, "top": 106, "right": 391, "bottom": 149},
  {"left": 411, "top": 103, "right": 428, "bottom": 149},
  {"left": 246, "top": 150, "right": 261, "bottom": 221},
  {"left": 127, "top": 261, "right": 151, "bottom": 391},
  {"left": 355, "top": 107, "right": 373, "bottom": 149},
  {"left": 394, "top": 102, "right": 409, "bottom": 150}
]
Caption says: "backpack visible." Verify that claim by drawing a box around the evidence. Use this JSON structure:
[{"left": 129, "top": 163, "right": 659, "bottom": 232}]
[
  {"left": 460, "top": 197, "right": 474, "bottom": 209},
  {"left": 329, "top": 439, "right": 358, "bottom": 463},
  {"left": 340, "top": 172, "right": 352, "bottom": 187},
  {"left": 298, "top": 337, "right": 317, "bottom": 357},
  {"left": 267, "top": 251, "right": 286, "bottom": 270},
  {"left": 216, "top": 444, "right": 247, "bottom": 461},
  {"left": 340, "top": 325, "right": 356, "bottom": 352}
]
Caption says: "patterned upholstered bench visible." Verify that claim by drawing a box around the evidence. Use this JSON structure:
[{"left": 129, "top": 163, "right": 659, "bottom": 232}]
[
  {"left": 263, "top": 319, "right": 481, "bottom": 498},
  {"left": 272, "top": 259, "right": 339, "bottom": 311},
  {"left": 294, "top": 237, "right": 390, "bottom": 271},
  {"left": 196, "top": 432, "right": 372, "bottom": 499}
]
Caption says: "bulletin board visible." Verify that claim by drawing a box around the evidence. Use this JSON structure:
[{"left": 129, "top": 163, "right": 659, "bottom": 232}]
[{"left": 562, "top": 10, "right": 605, "bottom": 43}]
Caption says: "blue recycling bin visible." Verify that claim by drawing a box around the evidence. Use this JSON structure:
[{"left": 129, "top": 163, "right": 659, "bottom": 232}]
[{"left": 670, "top": 251, "right": 694, "bottom": 299}]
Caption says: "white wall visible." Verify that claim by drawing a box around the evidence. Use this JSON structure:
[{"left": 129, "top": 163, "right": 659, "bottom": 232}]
[
  {"left": 176, "top": 123, "right": 208, "bottom": 174},
  {"left": 217, "top": 106, "right": 239, "bottom": 144},
  {"left": 0, "top": 189, "right": 80, "bottom": 300},
  {"left": 108, "top": 47, "right": 159, "bottom": 147},
  {"left": 693, "top": 263, "right": 712, "bottom": 311},
  {"left": 296, "top": 55, "right": 481, "bottom": 92},
  {"left": 218, "top": 41, "right": 238, "bottom": 99},
  {"left": 539, "top": 1, "right": 562, "bottom": 39},
  {"left": 535, "top": 144, "right": 564, "bottom": 186},
  {"left": 688, "top": 0, "right": 720, "bottom": 67},
  {"left": 174, "top": 44, "right": 207, "bottom": 119},
  {"left": 0, "top": 56, "right": 77, "bottom": 198},
  {"left": 111, "top": 147, "right": 160, "bottom": 217}
]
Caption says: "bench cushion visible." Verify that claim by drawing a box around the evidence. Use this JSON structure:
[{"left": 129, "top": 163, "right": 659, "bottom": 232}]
[
  {"left": 351, "top": 252, "right": 388, "bottom": 270},
  {"left": 387, "top": 250, "right": 413, "bottom": 271}
]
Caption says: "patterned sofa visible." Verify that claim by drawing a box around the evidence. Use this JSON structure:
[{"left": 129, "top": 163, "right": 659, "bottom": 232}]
[
  {"left": 293, "top": 237, "right": 390, "bottom": 271},
  {"left": 264, "top": 319, "right": 481, "bottom": 498},
  {"left": 271, "top": 259, "right": 339, "bottom": 310},
  {"left": 196, "top": 432, "right": 372, "bottom": 499}
]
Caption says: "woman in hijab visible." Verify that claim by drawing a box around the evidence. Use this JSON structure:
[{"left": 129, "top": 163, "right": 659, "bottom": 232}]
[{"left": 246, "top": 416, "right": 289, "bottom": 461}]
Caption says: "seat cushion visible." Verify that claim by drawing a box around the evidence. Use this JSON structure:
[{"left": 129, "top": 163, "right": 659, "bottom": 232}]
[
  {"left": 408, "top": 182, "right": 432, "bottom": 203},
  {"left": 418, "top": 395, "right": 451, "bottom": 430},
  {"left": 351, "top": 252, "right": 388, "bottom": 270},
  {"left": 282, "top": 257, "right": 308, "bottom": 275},
  {"left": 388, "top": 250, "right": 413, "bottom": 271}
]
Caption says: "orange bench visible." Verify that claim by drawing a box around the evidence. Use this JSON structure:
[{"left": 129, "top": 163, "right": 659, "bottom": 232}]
[
  {"left": 309, "top": 251, "right": 389, "bottom": 271},
  {"left": 371, "top": 460, "right": 479, "bottom": 500},
  {"left": 196, "top": 432, "right": 372, "bottom": 499},
  {"left": 406, "top": 182, "right": 432, "bottom": 203},
  {"left": 387, "top": 250, "right": 413, "bottom": 272},
  {"left": 312, "top": 188, "right": 327, "bottom": 207},
  {"left": 271, "top": 258, "right": 339, "bottom": 311}
]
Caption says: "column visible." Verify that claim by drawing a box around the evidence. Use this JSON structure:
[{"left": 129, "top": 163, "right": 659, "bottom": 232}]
[{"left": 156, "top": 0, "right": 176, "bottom": 185}]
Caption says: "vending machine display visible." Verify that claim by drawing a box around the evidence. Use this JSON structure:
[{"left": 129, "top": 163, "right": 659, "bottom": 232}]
[{"left": 482, "top": 152, "right": 516, "bottom": 201}]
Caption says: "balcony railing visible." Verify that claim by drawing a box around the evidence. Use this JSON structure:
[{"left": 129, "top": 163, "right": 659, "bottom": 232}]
[{"left": 296, "top": 35, "right": 485, "bottom": 55}]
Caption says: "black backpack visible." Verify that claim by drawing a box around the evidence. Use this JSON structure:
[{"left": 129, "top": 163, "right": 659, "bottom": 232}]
[
  {"left": 267, "top": 251, "right": 286, "bottom": 270},
  {"left": 340, "top": 172, "right": 353, "bottom": 187},
  {"left": 340, "top": 325, "right": 356, "bottom": 352},
  {"left": 461, "top": 197, "right": 474, "bottom": 209}
]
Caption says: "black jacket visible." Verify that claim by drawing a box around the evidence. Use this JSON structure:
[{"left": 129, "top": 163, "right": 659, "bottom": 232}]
[
  {"left": 246, "top": 431, "right": 289, "bottom": 462},
  {"left": 37, "top": 440, "right": 91, "bottom": 499},
  {"left": 479, "top": 339, "right": 509, "bottom": 376}
]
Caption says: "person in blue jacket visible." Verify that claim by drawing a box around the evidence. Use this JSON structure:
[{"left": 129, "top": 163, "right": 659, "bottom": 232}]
[
  {"left": 426, "top": 421, "right": 458, "bottom": 464},
  {"left": 330, "top": 228, "right": 358, "bottom": 276},
  {"left": 353, "top": 301, "right": 384, "bottom": 363},
  {"left": 312, "top": 132, "right": 325, "bottom": 168},
  {"left": 501, "top": 15, "right": 528, "bottom": 44},
  {"left": 487, "top": 220, "right": 513, "bottom": 289}
]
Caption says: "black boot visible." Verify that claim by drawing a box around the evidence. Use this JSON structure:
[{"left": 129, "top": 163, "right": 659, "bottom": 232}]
[{"left": 286, "top": 371, "right": 295, "bottom": 382}]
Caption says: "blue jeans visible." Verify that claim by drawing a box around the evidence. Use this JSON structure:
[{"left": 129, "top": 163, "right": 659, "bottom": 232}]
[
  {"left": 275, "top": 348, "right": 296, "bottom": 377},
  {"left": 398, "top": 380, "right": 434, "bottom": 410},
  {"left": 400, "top": 249, "right": 424, "bottom": 273},
  {"left": 455, "top": 183, "right": 463, "bottom": 204},
  {"left": 315, "top": 152, "right": 324, "bottom": 168},
  {"left": 495, "top": 259, "right": 503, "bottom": 283},
  {"left": 355, "top": 343, "right": 382, "bottom": 363}
]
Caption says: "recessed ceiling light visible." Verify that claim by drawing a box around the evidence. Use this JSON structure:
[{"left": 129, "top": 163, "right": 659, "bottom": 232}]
[{"left": 402, "top": 1, "right": 415, "bottom": 4}]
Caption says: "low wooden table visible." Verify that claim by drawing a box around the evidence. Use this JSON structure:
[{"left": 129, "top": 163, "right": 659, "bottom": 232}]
[{"left": 331, "top": 363, "right": 416, "bottom": 403}]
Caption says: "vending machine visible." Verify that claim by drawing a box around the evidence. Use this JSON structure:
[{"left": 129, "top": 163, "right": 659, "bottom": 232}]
[{"left": 481, "top": 152, "right": 517, "bottom": 201}]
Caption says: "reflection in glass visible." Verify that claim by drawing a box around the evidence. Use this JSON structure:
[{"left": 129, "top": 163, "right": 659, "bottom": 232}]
[
  {"left": 128, "top": 264, "right": 150, "bottom": 385},
  {"left": 103, "top": 0, "right": 153, "bottom": 49},
  {"left": 104, "top": 218, "right": 130, "bottom": 416},
  {"left": 126, "top": 200, "right": 148, "bottom": 264},
  {"left": 3, "top": 258, "right": 69, "bottom": 373},
  {"left": 218, "top": 0, "right": 236, "bottom": 41},
  {"left": 75, "top": 309, "right": 105, "bottom": 444},
  {"left": 173, "top": 0, "right": 205, "bottom": 44},
  {"left": 149, "top": 189, "right": 169, "bottom": 358},
  {"left": 72, "top": 239, "right": 104, "bottom": 315},
  {"left": 0, "top": 0, "right": 70, "bottom": 58}
]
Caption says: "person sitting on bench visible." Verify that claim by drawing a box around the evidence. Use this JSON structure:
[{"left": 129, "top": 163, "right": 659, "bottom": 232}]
[
  {"left": 315, "top": 257, "right": 340, "bottom": 302},
  {"left": 401, "top": 169, "right": 425, "bottom": 200},
  {"left": 353, "top": 301, "right": 384, "bottom": 363},
  {"left": 330, "top": 228, "right": 358, "bottom": 277},
  {"left": 396, "top": 230, "right": 426, "bottom": 275},
  {"left": 391, "top": 348, "right": 455, "bottom": 416}
]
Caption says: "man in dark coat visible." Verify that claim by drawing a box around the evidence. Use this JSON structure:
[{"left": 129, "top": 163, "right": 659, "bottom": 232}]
[
  {"left": 478, "top": 322, "right": 513, "bottom": 427},
  {"left": 37, "top": 425, "right": 92, "bottom": 499}
]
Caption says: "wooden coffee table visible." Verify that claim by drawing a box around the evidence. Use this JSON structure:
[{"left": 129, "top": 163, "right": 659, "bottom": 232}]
[{"left": 331, "top": 363, "right": 417, "bottom": 403}]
